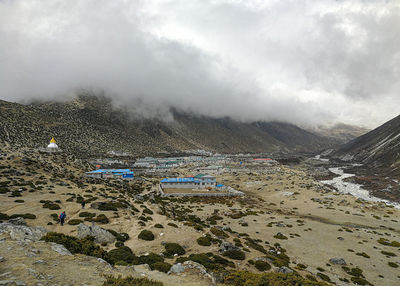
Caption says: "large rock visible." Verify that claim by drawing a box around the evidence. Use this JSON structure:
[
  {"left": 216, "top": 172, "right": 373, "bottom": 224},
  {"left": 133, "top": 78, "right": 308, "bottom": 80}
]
[
  {"left": 277, "top": 266, "right": 293, "bottom": 274},
  {"left": 329, "top": 257, "right": 347, "bottom": 265},
  {"left": 77, "top": 223, "right": 115, "bottom": 243},
  {"left": 169, "top": 263, "right": 185, "bottom": 273},
  {"left": 219, "top": 242, "right": 240, "bottom": 253},
  {"left": 51, "top": 243, "right": 72, "bottom": 256},
  {"left": 8, "top": 217, "right": 26, "bottom": 226},
  {"left": 0, "top": 223, "right": 48, "bottom": 241}
]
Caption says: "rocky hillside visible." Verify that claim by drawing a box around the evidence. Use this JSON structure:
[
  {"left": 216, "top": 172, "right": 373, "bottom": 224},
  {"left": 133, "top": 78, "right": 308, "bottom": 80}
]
[
  {"left": 332, "top": 114, "right": 400, "bottom": 177},
  {"left": 0, "top": 95, "right": 337, "bottom": 157}
]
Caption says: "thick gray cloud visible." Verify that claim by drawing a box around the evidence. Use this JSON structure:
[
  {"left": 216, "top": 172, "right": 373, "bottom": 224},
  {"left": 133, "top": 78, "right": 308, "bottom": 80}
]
[{"left": 0, "top": 0, "right": 399, "bottom": 128}]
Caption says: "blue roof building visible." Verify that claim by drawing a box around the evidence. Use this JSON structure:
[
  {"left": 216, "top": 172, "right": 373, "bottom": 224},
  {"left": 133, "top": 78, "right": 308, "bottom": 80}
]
[{"left": 86, "top": 169, "right": 134, "bottom": 179}]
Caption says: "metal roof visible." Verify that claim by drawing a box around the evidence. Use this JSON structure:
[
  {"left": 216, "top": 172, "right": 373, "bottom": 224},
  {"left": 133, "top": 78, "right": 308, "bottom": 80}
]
[
  {"left": 161, "top": 178, "right": 200, "bottom": 183},
  {"left": 87, "top": 169, "right": 133, "bottom": 174}
]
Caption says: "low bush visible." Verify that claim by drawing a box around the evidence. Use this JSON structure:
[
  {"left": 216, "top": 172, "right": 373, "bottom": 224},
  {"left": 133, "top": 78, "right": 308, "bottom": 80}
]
[
  {"left": 210, "top": 227, "right": 228, "bottom": 238},
  {"left": 316, "top": 273, "right": 331, "bottom": 282},
  {"left": 273, "top": 233, "right": 288, "bottom": 240},
  {"left": 138, "top": 230, "right": 155, "bottom": 241},
  {"left": 107, "top": 229, "right": 129, "bottom": 242},
  {"left": 143, "top": 208, "right": 154, "bottom": 215},
  {"left": 197, "top": 236, "right": 212, "bottom": 246},
  {"left": 350, "top": 277, "right": 371, "bottom": 285},
  {"left": 9, "top": 213, "right": 36, "bottom": 219},
  {"left": 377, "top": 238, "right": 400, "bottom": 247},
  {"left": 223, "top": 250, "right": 245, "bottom": 260},
  {"left": 224, "top": 271, "right": 329, "bottom": 285},
  {"left": 254, "top": 260, "right": 271, "bottom": 271},
  {"left": 68, "top": 219, "right": 83, "bottom": 225},
  {"left": 94, "top": 214, "right": 109, "bottom": 224},
  {"left": 105, "top": 246, "right": 135, "bottom": 265},
  {"left": 151, "top": 262, "right": 172, "bottom": 273},
  {"left": 102, "top": 275, "right": 163, "bottom": 286},
  {"left": 163, "top": 243, "right": 185, "bottom": 257},
  {"left": 154, "top": 224, "right": 164, "bottom": 229},
  {"left": 42, "top": 201, "right": 61, "bottom": 210},
  {"left": 167, "top": 222, "right": 178, "bottom": 228},
  {"left": 135, "top": 253, "right": 164, "bottom": 266},
  {"left": 388, "top": 262, "right": 398, "bottom": 268},
  {"left": 41, "top": 232, "right": 105, "bottom": 258},
  {"left": 115, "top": 241, "right": 124, "bottom": 248},
  {"left": 79, "top": 212, "right": 96, "bottom": 218}
]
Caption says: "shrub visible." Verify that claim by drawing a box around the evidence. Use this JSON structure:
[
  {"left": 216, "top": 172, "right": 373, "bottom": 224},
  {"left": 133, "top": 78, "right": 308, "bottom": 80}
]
[
  {"left": 115, "top": 241, "right": 124, "bottom": 248},
  {"left": 154, "top": 224, "right": 164, "bottom": 229},
  {"left": 42, "top": 201, "right": 61, "bottom": 210},
  {"left": 68, "top": 219, "right": 83, "bottom": 225},
  {"left": 107, "top": 229, "right": 129, "bottom": 242},
  {"left": 254, "top": 260, "right": 271, "bottom": 271},
  {"left": 356, "top": 252, "right": 370, "bottom": 258},
  {"left": 224, "top": 271, "right": 329, "bottom": 285},
  {"left": 9, "top": 213, "right": 36, "bottom": 220},
  {"left": 273, "top": 233, "right": 288, "bottom": 240},
  {"left": 163, "top": 243, "right": 185, "bottom": 257},
  {"left": 377, "top": 238, "right": 400, "bottom": 247},
  {"left": 136, "top": 253, "right": 164, "bottom": 266},
  {"left": 0, "top": 213, "right": 9, "bottom": 220},
  {"left": 388, "top": 262, "right": 398, "bottom": 268},
  {"left": 197, "top": 237, "right": 212, "bottom": 246},
  {"left": 138, "top": 230, "right": 155, "bottom": 241},
  {"left": 210, "top": 227, "right": 228, "bottom": 238},
  {"left": 350, "top": 277, "right": 371, "bottom": 285},
  {"left": 41, "top": 232, "right": 105, "bottom": 258},
  {"left": 105, "top": 246, "right": 135, "bottom": 265},
  {"left": 79, "top": 212, "right": 96, "bottom": 218},
  {"left": 102, "top": 275, "right": 163, "bottom": 286},
  {"left": 316, "top": 273, "right": 331, "bottom": 282},
  {"left": 143, "top": 208, "right": 154, "bottom": 215},
  {"left": 14, "top": 200, "right": 24, "bottom": 203},
  {"left": 381, "top": 251, "right": 396, "bottom": 257},
  {"left": 223, "top": 250, "right": 245, "bottom": 260},
  {"left": 151, "top": 262, "right": 172, "bottom": 273},
  {"left": 94, "top": 214, "right": 109, "bottom": 224},
  {"left": 167, "top": 222, "right": 178, "bottom": 228}
]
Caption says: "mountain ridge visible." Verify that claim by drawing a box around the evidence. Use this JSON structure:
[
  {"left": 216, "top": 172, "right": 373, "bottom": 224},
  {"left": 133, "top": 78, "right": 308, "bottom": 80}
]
[{"left": 0, "top": 96, "right": 340, "bottom": 156}]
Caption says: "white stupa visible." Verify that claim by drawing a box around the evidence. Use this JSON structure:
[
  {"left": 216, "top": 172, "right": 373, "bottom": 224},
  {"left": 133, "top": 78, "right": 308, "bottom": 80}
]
[{"left": 47, "top": 137, "right": 59, "bottom": 150}]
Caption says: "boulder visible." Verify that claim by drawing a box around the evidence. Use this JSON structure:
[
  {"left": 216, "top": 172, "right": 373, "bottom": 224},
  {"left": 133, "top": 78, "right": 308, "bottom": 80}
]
[
  {"left": 329, "top": 258, "right": 346, "bottom": 265},
  {"left": 51, "top": 243, "right": 72, "bottom": 256},
  {"left": 219, "top": 242, "right": 240, "bottom": 253},
  {"left": 77, "top": 223, "right": 115, "bottom": 243},
  {"left": 277, "top": 266, "right": 293, "bottom": 274},
  {"left": 169, "top": 263, "right": 185, "bottom": 273},
  {"left": 8, "top": 217, "right": 26, "bottom": 226},
  {"left": 0, "top": 223, "right": 48, "bottom": 241}
]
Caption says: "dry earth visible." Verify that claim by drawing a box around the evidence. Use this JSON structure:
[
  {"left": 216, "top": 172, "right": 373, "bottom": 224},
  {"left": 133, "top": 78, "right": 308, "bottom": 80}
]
[{"left": 0, "top": 146, "right": 399, "bottom": 285}]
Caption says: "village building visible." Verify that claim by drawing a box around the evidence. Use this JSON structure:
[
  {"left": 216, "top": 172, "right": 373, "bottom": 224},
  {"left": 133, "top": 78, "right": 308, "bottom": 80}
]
[
  {"left": 160, "top": 173, "right": 216, "bottom": 189},
  {"left": 85, "top": 169, "right": 134, "bottom": 179}
]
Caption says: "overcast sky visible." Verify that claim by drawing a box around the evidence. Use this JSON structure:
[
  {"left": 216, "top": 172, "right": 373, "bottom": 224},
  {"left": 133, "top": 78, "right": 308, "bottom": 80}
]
[{"left": 0, "top": 0, "right": 399, "bottom": 128}]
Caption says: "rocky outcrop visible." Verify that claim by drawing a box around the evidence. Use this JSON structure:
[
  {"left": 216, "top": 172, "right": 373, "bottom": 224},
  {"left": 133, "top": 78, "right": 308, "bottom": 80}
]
[
  {"left": 50, "top": 243, "right": 72, "bottom": 256},
  {"left": 329, "top": 257, "right": 346, "bottom": 265},
  {"left": 219, "top": 242, "right": 240, "bottom": 253},
  {"left": 77, "top": 223, "right": 116, "bottom": 243},
  {"left": 0, "top": 222, "right": 48, "bottom": 241}
]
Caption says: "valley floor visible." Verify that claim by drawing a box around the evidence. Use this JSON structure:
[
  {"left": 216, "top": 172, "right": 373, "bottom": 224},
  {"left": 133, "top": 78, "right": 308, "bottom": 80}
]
[{"left": 0, "top": 146, "right": 399, "bottom": 285}]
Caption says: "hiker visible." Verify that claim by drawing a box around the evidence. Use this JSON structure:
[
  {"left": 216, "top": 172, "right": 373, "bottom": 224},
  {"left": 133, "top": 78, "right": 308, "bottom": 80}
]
[
  {"left": 81, "top": 200, "right": 86, "bottom": 209},
  {"left": 59, "top": 211, "right": 66, "bottom": 226}
]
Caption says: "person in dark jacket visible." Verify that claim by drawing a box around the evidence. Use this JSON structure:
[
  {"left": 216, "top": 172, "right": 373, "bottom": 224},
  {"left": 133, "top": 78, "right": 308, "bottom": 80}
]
[
  {"left": 81, "top": 200, "right": 86, "bottom": 209},
  {"left": 59, "top": 211, "right": 66, "bottom": 226}
]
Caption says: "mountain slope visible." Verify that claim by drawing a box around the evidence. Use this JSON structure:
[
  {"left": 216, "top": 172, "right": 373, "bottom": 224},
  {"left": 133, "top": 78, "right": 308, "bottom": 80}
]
[
  {"left": 332, "top": 114, "right": 400, "bottom": 176},
  {"left": 0, "top": 96, "right": 337, "bottom": 156}
]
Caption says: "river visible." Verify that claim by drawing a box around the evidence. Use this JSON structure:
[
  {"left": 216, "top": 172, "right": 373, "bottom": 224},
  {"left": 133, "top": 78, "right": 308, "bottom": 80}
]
[{"left": 321, "top": 167, "right": 400, "bottom": 209}]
